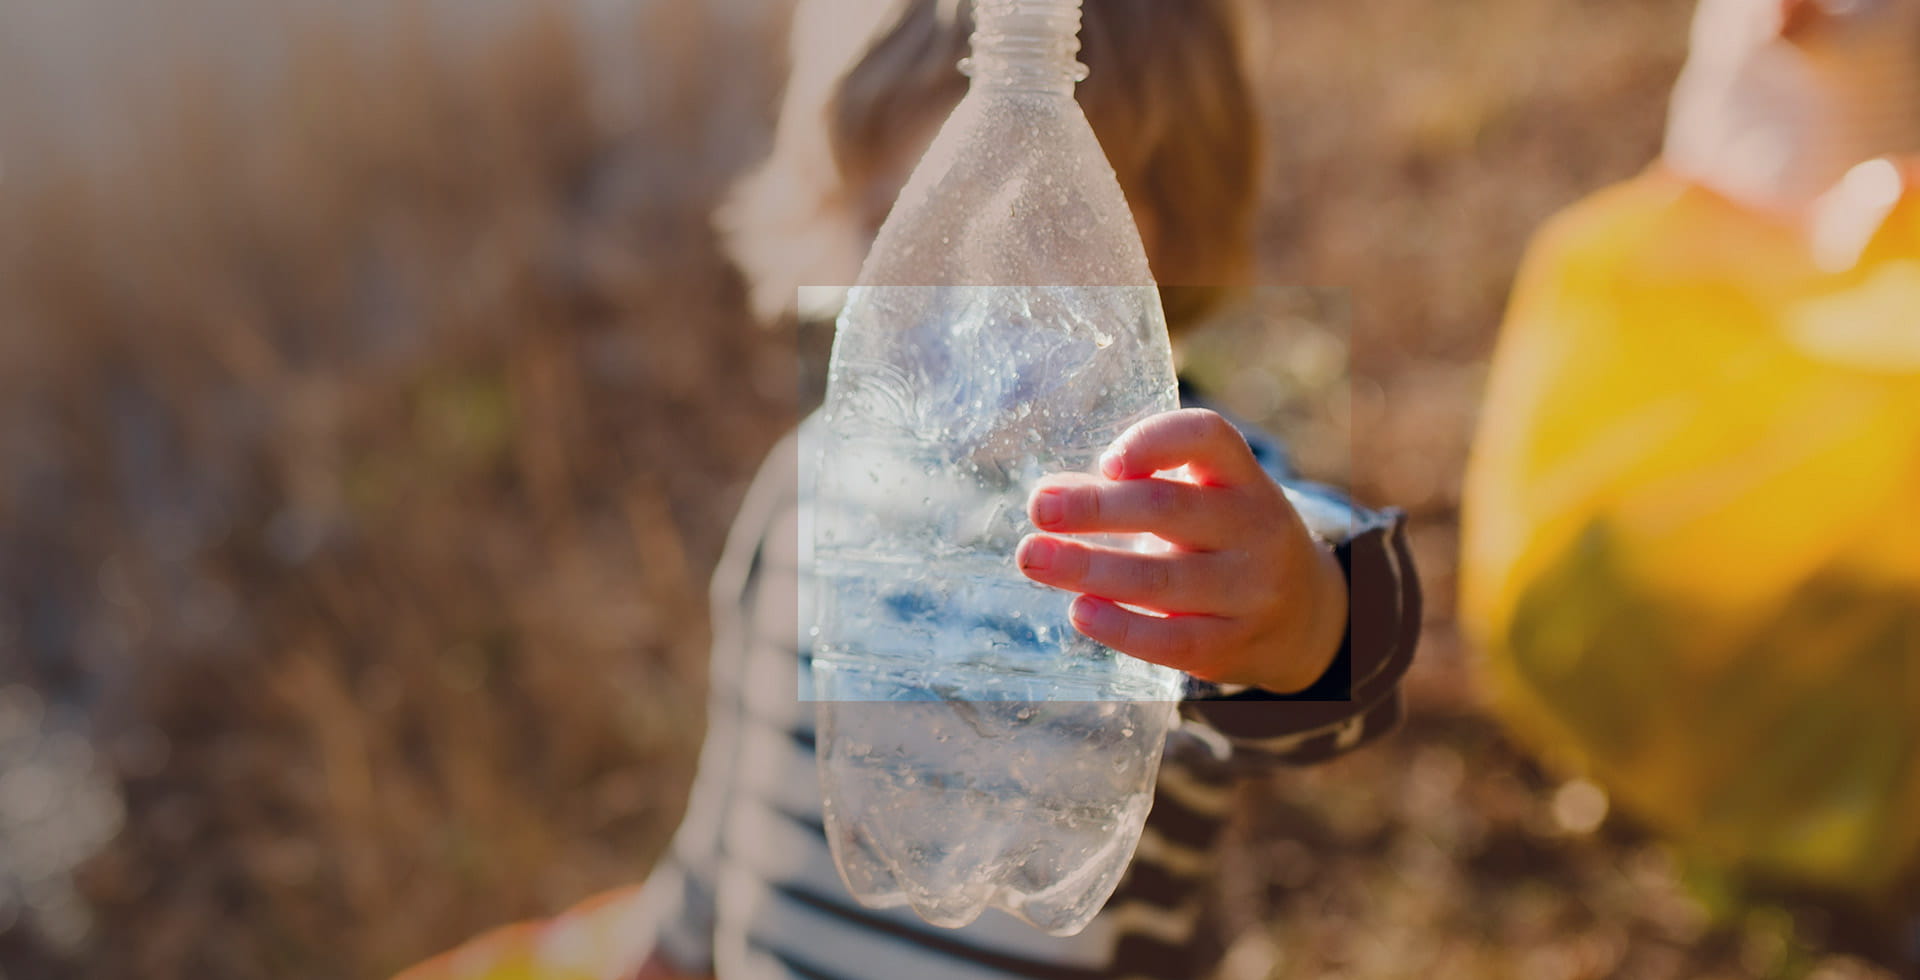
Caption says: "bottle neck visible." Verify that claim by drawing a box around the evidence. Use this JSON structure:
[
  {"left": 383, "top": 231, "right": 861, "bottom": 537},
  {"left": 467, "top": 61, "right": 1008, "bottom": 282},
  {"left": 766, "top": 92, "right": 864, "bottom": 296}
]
[{"left": 960, "top": 0, "right": 1088, "bottom": 96}]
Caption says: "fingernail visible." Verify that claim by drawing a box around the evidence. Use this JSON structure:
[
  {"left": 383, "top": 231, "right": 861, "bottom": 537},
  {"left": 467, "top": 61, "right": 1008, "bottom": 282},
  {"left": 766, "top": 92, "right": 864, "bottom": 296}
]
[
  {"left": 1099, "top": 450, "right": 1124, "bottom": 479},
  {"left": 1069, "top": 595, "right": 1104, "bottom": 630},
  {"left": 1018, "top": 536, "right": 1057, "bottom": 572},
  {"left": 1032, "top": 488, "right": 1065, "bottom": 528}
]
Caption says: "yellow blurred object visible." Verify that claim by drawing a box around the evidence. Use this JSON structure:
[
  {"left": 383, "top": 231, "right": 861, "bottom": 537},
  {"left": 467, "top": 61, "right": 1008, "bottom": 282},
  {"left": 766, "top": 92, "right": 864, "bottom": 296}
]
[
  {"left": 1461, "top": 161, "right": 1920, "bottom": 898},
  {"left": 392, "top": 887, "right": 657, "bottom": 980}
]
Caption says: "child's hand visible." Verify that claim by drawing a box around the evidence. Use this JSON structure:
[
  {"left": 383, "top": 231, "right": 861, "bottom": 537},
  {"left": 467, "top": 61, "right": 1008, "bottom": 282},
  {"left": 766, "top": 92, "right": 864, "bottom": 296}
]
[
  {"left": 635, "top": 952, "right": 713, "bottom": 980},
  {"left": 1015, "top": 409, "right": 1348, "bottom": 693}
]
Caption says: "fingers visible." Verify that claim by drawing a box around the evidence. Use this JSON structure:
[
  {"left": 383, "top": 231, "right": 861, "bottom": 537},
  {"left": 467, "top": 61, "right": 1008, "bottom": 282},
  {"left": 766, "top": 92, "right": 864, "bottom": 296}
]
[
  {"left": 1028, "top": 474, "right": 1235, "bottom": 548},
  {"left": 1101, "top": 409, "right": 1262, "bottom": 487},
  {"left": 1017, "top": 534, "right": 1242, "bottom": 613},
  {"left": 1067, "top": 596, "right": 1238, "bottom": 676}
]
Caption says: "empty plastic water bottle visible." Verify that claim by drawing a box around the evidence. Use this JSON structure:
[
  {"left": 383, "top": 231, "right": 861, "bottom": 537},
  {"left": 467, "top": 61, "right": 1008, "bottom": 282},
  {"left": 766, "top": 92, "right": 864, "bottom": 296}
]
[{"left": 810, "top": 0, "right": 1184, "bottom": 936}]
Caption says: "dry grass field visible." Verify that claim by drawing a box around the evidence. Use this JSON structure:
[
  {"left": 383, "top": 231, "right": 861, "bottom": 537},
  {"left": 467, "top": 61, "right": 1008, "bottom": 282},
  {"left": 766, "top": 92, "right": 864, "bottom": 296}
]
[{"left": 0, "top": 0, "right": 1904, "bottom": 977}]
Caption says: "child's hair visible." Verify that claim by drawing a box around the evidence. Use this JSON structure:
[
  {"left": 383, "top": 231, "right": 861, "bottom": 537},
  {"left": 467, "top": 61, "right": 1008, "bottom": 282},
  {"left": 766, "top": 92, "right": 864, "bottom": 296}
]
[{"left": 720, "top": 0, "right": 1265, "bottom": 329}]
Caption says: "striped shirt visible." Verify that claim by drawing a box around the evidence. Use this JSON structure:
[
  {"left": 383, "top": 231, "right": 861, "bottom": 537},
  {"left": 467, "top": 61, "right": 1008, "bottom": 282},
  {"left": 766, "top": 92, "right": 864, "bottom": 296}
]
[{"left": 647, "top": 404, "right": 1419, "bottom": 980}]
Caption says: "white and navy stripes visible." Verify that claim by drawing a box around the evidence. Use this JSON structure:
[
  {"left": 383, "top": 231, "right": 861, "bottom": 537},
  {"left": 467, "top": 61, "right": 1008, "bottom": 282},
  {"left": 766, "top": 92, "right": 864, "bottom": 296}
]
[{"left": 649, "top": 404, "right": 1418, "bottom": 980}]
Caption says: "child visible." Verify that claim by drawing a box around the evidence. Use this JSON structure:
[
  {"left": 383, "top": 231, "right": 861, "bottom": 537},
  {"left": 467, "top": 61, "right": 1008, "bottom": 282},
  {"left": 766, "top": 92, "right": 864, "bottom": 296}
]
[
  {"left": 1460, "top": 0, "right": 1920, "bottom": 944},
  {"left": 399, "top": 2, "right": 1418, "bottom": 978},
  {"left": 652, "top": 2, "right": 1419, "bottom": 978}
]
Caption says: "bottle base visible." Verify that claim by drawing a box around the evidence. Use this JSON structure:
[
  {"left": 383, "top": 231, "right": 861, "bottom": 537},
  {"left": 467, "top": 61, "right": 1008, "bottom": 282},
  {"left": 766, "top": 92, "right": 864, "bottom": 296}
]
[{"left": 814, "top": 693, "right": 1176, "bottom": 935}]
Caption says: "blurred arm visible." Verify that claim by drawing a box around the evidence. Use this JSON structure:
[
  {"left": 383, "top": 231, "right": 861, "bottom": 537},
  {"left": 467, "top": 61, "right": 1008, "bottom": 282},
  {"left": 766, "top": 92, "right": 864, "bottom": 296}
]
[{"left": 647, "top": 430, "right": 805, "bottom": 975}]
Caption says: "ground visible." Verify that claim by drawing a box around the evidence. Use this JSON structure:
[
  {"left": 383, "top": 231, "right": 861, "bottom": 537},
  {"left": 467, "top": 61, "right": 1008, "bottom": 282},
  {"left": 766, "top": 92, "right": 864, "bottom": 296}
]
[{"left": 0, "top": 1, "right": 1904, "bottom": 977}]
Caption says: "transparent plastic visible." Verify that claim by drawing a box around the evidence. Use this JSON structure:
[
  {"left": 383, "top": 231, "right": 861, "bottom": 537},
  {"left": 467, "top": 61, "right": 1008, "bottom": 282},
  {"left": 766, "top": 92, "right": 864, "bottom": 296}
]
[{"left": 810, "top": 0, "right": 1184, "bottom": 936}]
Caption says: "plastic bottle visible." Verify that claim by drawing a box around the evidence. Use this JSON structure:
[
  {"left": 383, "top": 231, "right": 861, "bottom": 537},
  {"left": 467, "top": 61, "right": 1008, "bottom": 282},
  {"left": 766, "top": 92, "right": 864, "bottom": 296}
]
[{"left": 810, "top": 0, "right": 1184, "bottom": 936}]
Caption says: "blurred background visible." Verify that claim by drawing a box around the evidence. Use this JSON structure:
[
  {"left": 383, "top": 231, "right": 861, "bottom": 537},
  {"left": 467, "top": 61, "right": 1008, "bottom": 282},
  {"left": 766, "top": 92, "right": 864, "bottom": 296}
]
[{"left": 0, "top": 0, "right": 1905, "bottom": 977}]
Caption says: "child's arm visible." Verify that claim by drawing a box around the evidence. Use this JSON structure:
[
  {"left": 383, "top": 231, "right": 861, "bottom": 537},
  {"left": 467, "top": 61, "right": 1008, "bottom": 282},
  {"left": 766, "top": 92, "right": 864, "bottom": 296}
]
[
  {"left": 638, "top": 432, "right": 810, "bottom": 979},
  {"left": 1019, "top": 408, "right": 1420, "bottom": 763},
  {"left": 1017, "top": 409, "right": 1349, "bottom": 692}
]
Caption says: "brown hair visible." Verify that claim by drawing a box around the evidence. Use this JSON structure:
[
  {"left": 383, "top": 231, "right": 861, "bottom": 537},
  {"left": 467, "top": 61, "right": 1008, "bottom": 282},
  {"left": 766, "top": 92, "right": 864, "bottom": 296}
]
[
  {"left": 827, "top": 0, "right": 1265, "bottom": 328},
  {"left": 718, "top": 0, "right": 1264, "bottom": 327}
]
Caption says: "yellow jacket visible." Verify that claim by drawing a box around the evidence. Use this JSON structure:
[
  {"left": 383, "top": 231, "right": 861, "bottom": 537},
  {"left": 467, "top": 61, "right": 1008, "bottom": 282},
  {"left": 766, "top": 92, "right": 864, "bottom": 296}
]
[{"left": 1462, "top": 163, "right": 1920, "bottom": 896}]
